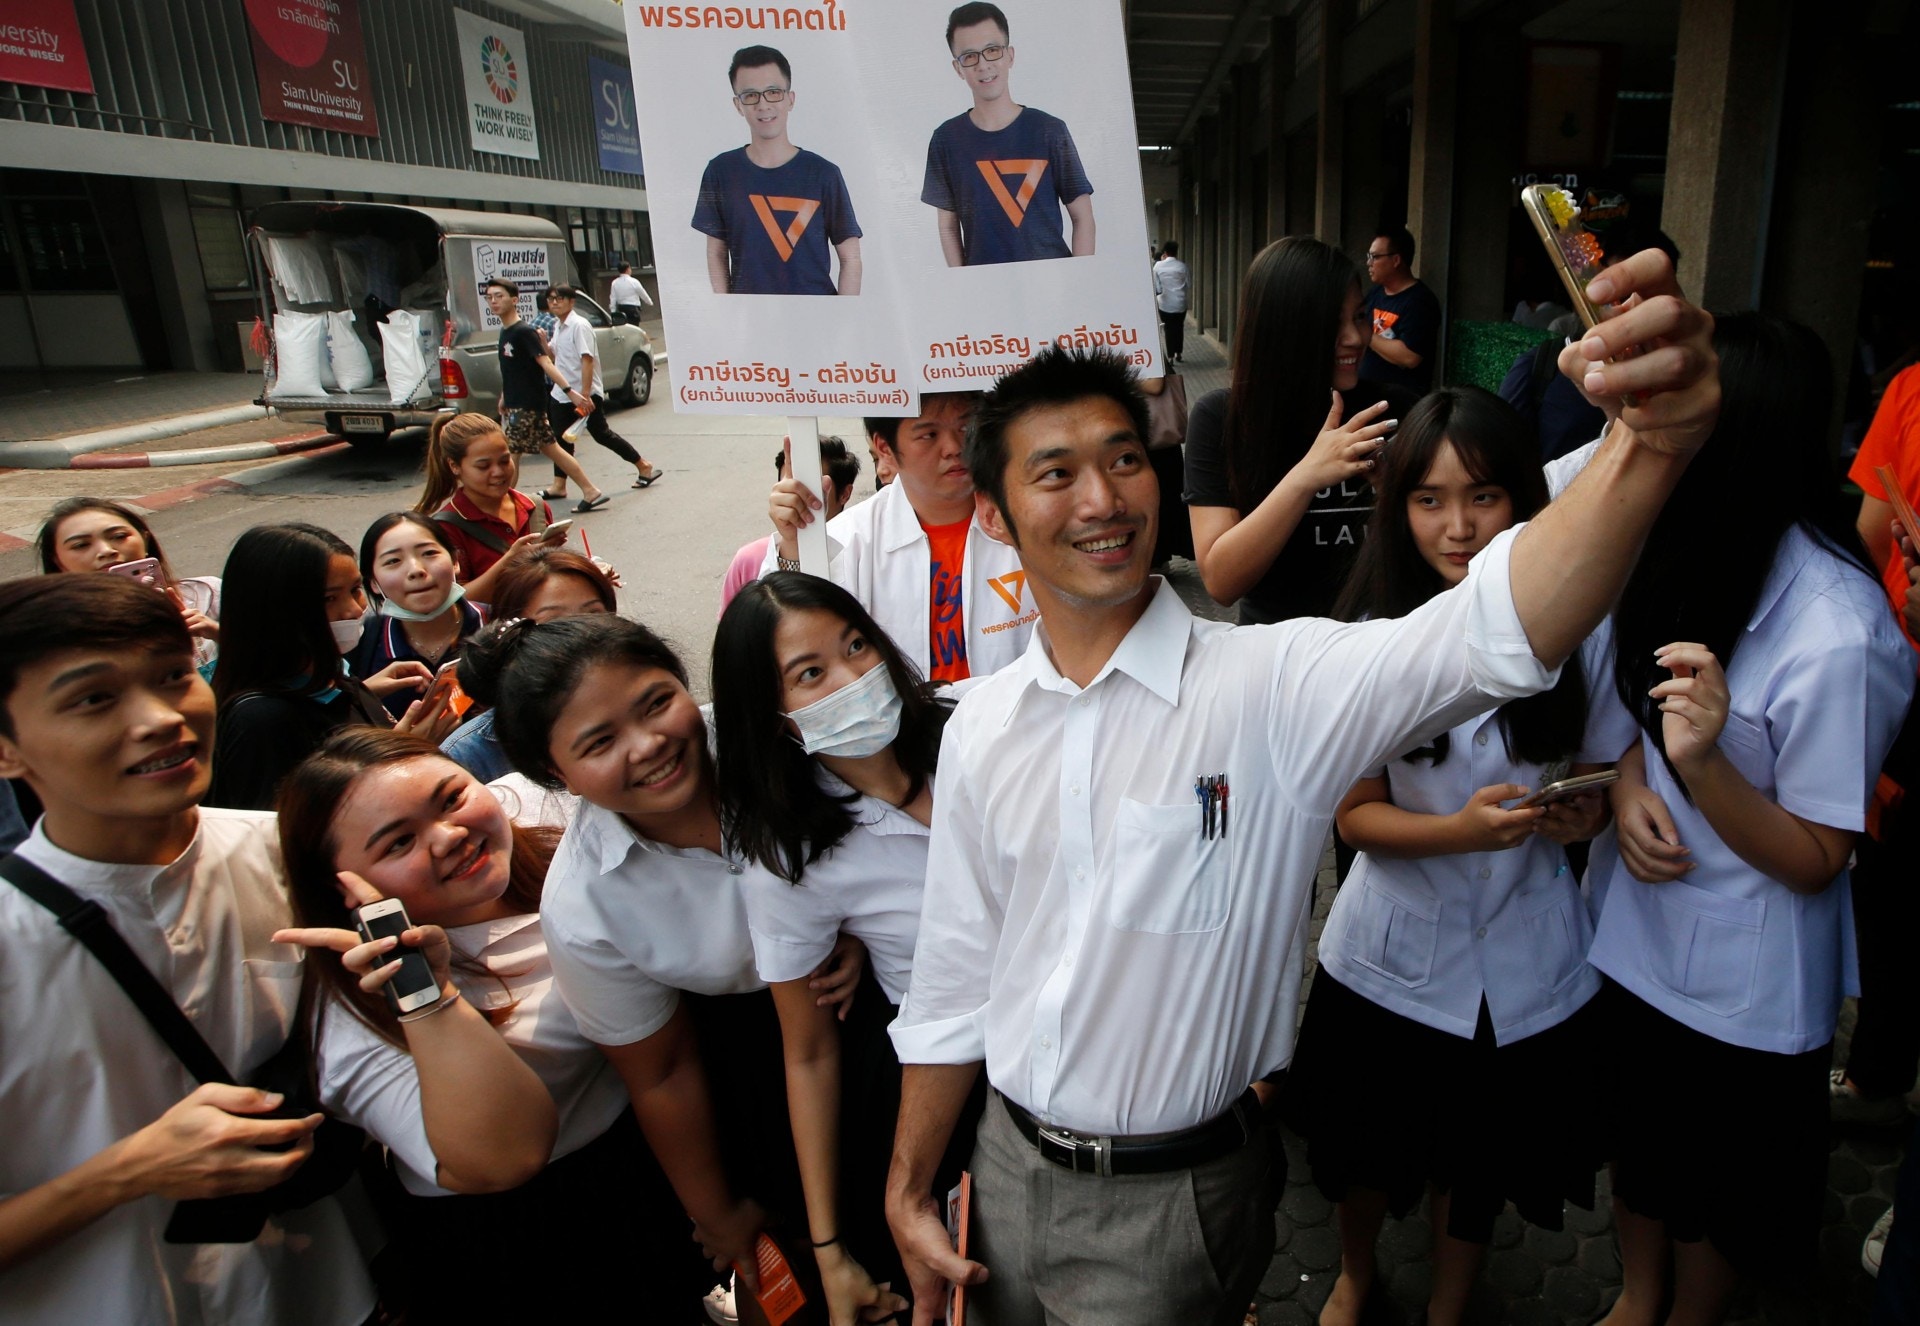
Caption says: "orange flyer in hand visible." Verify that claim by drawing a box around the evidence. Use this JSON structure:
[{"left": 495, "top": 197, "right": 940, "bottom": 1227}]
[
  {"left": 741, "top": 1234, "right": 806, "bottom": 1326},
  {"left": 1878, "top": 466, "right": 1920, "bottom": 550},
  {"left": 946, "top": 1172, "right": 973, "bottom": 1326}
]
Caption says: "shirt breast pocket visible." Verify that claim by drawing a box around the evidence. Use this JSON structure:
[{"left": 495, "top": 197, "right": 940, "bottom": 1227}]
[
  {"left": 1646, "top": 879, "right": 1765, "bottom": 1018},
  {"left": 1345, "top": 874, "right": 1441, "bottom": 988},
  {"left": 1715, "top": 710, "right": 1776, "bottom": 797},
  {"left": 243, "top": 957, "right": 305, "bottom": 1065},
  {"left": 1107, "top": 798, "right": 1231, "bottom": 935}
]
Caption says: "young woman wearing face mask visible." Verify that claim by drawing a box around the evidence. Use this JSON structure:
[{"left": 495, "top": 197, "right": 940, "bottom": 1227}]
[
  {"left": 269, "top": 729, "right": 712, "bottom": 1323},
  {"left": 205, "top": 524, "right": 459, "bottom": 811},
  {"left": 1282, "top": 389, "right": 1612, "bottom": 1326},
  {"left": 353, "top": 513, "right": 488, "bottom": 721},
  {"left": 37, "top": 496, "right": 223, "bottom": 668},
  {"left": 458, "top": 613, "right": 867, "bottom": 1315},
  {"left": 712, "top": 571, "right": 967, "bottom": 1325}
]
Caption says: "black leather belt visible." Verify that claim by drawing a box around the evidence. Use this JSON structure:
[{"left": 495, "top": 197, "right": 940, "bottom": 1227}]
[{"left": 1000, "top": 1089, "right": 1260, "bottom": 1177}]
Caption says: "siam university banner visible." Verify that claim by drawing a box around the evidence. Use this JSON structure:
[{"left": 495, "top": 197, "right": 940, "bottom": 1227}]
[
  {"left": 243, "top": 0, "right": 379, "bottom": 137},
  {"left": 589, "top": 55, "right": 645, "bottom": 176},
  {"left": 622, "top": 0, "right": 1157, "bottom": 417},
  {"left": 453, "top": 8, "right": 541, "bottom": 160},
  {"left": 0, "top": 0, "right": 94, "bottom": 95}
]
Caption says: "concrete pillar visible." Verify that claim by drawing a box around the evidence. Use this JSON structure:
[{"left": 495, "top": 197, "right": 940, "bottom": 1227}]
[
  {"left": 1194, "top": 115, "right": 1220, "bottom": 336},
  {"left": 1224, "top": 60, "right": 1261, "bottom": 342},
  {"left": 1342, "top": 100, "right": 1385, "bottom": 261},
  {"left": 1314, "top": 1, "right": 1343, "bottom": 243},
  {"left": 1408, "top": 0, "right": 1457, "bottom": 365},
  {"left": 1662, "top": 0, "right": 1792, "bottom": 312},
  {"left": 1266, "top": 16, "right": 1294, "bottom": 246},
  {"left": 1448, "top": 12, "right": 1525, "bottom": 321},
  {"left": 133, "top": 179, "right": 221, "bottom": 373},
  {"left": 1760, "top": 4, "right": 1878, "bottom": 447}
]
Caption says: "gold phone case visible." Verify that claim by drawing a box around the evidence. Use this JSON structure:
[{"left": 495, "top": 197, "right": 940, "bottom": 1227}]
[{"left": 1520, "top": 184, "right": 1608, "bottom": 332}]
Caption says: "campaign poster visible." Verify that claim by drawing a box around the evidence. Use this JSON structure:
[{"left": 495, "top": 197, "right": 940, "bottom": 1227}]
[
  {"left": 621, "top": 0, "right": 1156, "bottom": 417},
  {"left": 623, "top": 0, "right": 913, "bottom": 417},
  {"left": 453, "top": 9, "right": 541, "bottom": 160},
  {"left": 471, "top": 240, "right": 551, "bottom": 329},
  {"left": 589, "top": 55, "right": 645, "bottom": 176},
  {"left": 859, "top": 1, "right": 1159, "bottom": 389},
  {"left": 243, "top": 0, "right": 379, "bottom": 138},
  {"left": 0, "top": 0, "right": 93, "bottom": 94}
]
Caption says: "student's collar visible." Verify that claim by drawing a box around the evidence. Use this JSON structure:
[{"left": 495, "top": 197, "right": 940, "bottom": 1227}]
[
  {"left": 880, "top": 481, "right": 929, "bottom": 552},
  {"left": 1748, "top": 524, "right": 1819, "bottom": 634},
  {"left": 26, "top": 811, "right": 205, "bottom": 898},
  {"left": 1010, "top": 577, "right": 1189, "bottom": 714}
]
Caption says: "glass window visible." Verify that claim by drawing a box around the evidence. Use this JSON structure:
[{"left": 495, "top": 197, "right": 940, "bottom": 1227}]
[
  {"left": 576, "top": 293, "right": 611, "bottom": 328},
  {"left": 10, "top": 198, "right": 118, "bottom": 292},
  {"left": 190, "top": 208, "right": 252, "bottom": 291}
]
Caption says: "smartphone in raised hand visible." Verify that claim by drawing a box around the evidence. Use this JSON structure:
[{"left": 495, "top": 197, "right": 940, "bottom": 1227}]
[{"left": 353, "top": 898, "right": 441, "bottom": 1014}]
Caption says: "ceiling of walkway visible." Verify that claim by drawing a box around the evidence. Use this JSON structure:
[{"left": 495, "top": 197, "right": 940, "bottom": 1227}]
[{"left": 1127, "top": 0, "right": 1273, "bottom": 147}]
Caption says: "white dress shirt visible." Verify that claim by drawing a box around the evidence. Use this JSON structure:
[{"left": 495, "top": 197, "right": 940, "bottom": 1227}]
[
  {"left": 548, "top": 309, "right": 595, "bottom": 402},
  {"left": 316, "top": 913, "right": 629, "bottom": 1195},
  {"left": 609, "top": 273, "right": 652, "bottom": 309},
  {"left": 542, "top": 796, "right": 763, "bottom": 1047},
  {"left": 759, "top": 480, "right": 1036, "bottom": 680},
  {"left": 891, "top": 528, "right": 1557, "bottom": 1136},
  {"left": 740, "top": 771, "right": 929, "bottom": 1005},
  {"left": 1152, "top": 257, "right": 1190, "bottom": 315},
  {"left": 0, "top": 812, "right": 374, "bottom": 1326},
  {"left": 1317, "top": 632, "right": 1615, "bottom": 1045},
  {"left": 1583, "top": 526, "right": 1915, "bottom": 1054}
]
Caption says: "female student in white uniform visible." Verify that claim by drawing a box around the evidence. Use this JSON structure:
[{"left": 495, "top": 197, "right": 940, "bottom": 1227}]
[
  {"left": 1583, "top": 314, "right": 1915, "bottom": 1326},
  {"left": 458, "top": 613, "right": 864, "bottom": 1311},
  {"left": 270, "top": 728, "right": 710, "bottom": 1322},
  {"left": 1282, "top": 388, "right": 1614, "bottom": 1326},
  {"left": 712, "top": 572, "right": 958, "bottom": 1325}
]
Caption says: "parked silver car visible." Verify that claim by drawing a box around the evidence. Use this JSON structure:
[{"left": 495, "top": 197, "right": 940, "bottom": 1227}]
[{"left": 249, "top": 203, "right": 656, "bottom": 446}]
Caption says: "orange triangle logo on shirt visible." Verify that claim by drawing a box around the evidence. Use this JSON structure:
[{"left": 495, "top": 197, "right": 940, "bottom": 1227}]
[
  {"left": 974, "top": 160, "right": 1049, "bottom": 228},
  {"left": 748, "top": 194, "right": 821, "bottom": 261},
  {"left": 988, "top": 570, "right": 1028, "bottom": 613}
]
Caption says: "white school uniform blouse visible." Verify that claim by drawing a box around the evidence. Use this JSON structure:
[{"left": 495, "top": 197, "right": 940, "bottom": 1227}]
[
  {"left": 891, "top": 528, "right": 1558, "bottom": 1137},
  {"left": 1317, "top": 632, "right": 1615, "bottom": 1045},
  {"left": 315, "top": 913, "right": 629, "bottom": 1196},
  {"left": 740, "top": 771, "right": 930, "bottom": 1005},
  {"left": 0, "top": 812, "right": 374, "bottom": 1326},
  {"left": 542, "top": 795, "right": 764, "bottom": 1047},
  {"left": 758, "top": 479, "right": 1036, "bottom": 679},
  {"left": 1584, "top": 526, "right": 1915, "bottom": 1054}
]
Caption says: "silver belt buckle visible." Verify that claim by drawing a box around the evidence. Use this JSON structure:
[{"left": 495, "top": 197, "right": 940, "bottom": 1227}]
[{"left": 1036, "top": 1122, "right": 1112, "bottom": 1176}]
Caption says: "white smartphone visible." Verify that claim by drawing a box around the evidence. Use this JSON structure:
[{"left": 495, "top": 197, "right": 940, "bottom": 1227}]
[
  {"left": 106, "top": 556, "right": 162, "bottom": 585},
  {"left": 1514, "top": 769, "right": 1620, "bottom": 809},
  {"left": 543, "top": 519, "right": 574, "bottom": 542},
  {"left": 353, "top": 898, "right": 441, "bottom": 1014}
]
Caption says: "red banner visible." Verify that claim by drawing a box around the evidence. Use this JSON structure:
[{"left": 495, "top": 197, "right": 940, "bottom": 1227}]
[
  {"left": 0, "top": 0, "right": 93, "bottom": 94},
  {"left": 244, "top": 0, "right": 379, "bottom": 138}
]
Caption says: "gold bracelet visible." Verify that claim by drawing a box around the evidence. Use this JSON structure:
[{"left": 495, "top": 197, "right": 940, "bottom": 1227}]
[{"left": 397, "top": 986, "right": 461, "bottom": 1024}]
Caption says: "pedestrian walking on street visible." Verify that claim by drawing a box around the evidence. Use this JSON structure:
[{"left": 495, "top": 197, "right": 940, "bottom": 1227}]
[
  {"left": 538, "top": 285, "right": 662, "bottom": 502},
  {"left": 1153, "top": 241, "right": 1190, "bottom": 362},
  {"left": 609, "top": 261, "right": 654, "bottom": 326},
  {"left": 485, "top": 279, "right": 608, "bottom": 513}
]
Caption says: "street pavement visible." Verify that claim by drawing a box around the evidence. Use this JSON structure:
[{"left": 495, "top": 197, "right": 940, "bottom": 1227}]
[{"left": 0, "top": 333, "right": 1902, "bottom": 1322}]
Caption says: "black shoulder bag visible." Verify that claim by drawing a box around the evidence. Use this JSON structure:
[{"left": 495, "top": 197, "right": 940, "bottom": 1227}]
[{"left": 0, "top": 852, "right": 362, "bottom": 1243}]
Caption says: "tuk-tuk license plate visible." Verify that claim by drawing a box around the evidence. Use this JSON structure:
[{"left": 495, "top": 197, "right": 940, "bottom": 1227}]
[{"left": 340, "top": 414, "right": 387, "bottom": 434}]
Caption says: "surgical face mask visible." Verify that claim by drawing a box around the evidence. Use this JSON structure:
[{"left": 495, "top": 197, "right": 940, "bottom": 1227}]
[
  {"left": 785, "top": 663, "right": 903, "bottom": 758},
  {"left": 330, "top": 614, "right": 367, "bottom": 654},
  {"left": 379, "top": 580, "right": 466, "bottom": 623}
]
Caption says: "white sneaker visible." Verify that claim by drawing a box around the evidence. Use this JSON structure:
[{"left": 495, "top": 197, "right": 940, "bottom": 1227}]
[
  {"left": 701, "top": 1275, "right": 739, "bottom": 1325},
  {"left": 1831, "top": 1068, "right": 1912, "bottom": 1127},
  {"left": 1865, "top": 1205, "right": 1896, "bottom": 1278}
]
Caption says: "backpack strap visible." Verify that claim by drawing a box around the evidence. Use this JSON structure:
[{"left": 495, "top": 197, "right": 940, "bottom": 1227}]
[{"left": 431, "top": 508, "right": 511, "bottom": 556}]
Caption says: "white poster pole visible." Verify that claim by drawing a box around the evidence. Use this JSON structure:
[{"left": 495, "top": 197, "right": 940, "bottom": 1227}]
[{"left": 788, "top": 415, "right": 830, "bottom": 577}]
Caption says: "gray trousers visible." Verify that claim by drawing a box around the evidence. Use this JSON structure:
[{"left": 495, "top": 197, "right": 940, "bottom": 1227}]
[{"left": 968, "top": 1093, "right": 1280, "bottom": 1326}]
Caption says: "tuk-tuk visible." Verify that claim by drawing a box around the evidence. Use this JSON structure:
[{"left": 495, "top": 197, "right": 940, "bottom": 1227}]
[{"left": 248, "top": 202, "right": 656, "bottom": 446}]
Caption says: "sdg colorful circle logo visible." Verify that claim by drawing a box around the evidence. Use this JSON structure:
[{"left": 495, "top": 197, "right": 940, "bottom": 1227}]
[{"left": 480, "top": 34, "right": 519, "bottom": 104}]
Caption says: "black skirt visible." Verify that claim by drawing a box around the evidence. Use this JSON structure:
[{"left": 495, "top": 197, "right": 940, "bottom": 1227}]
[
  {"left": 1281, "top": 967, "right": 1605, "bottom": 1243},
  {"left": 1596, "top": 980, "right": 1829, "bottom": 1280}
]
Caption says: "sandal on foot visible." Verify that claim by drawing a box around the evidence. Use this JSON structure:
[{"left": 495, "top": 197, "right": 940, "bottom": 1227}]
[
  {"left": 632, "top": 465, "right": 664, "bottom": 488},
  {"left": 538, "top": 488, "right": 568, "bottom": 501},
  {"left": 574, "top": 494, "right": 611, "bottom": 513}
]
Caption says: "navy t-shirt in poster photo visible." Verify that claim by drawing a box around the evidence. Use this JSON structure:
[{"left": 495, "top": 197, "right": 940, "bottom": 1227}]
[
  {"left": 921, "top": 107, "right": 1092, "bottom": 265},
  {"left": 691, "top": 147, "right": 862, "bottom": 295},
  {"left": 1360, "top": 279, "right": 1442, "bottom": 393}
]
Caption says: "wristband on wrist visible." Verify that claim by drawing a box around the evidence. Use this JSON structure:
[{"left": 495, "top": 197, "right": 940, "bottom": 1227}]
[
  {"left": 776, "top": 556, "right": 802, "bottom": 572},
  {"left": 810, "top": 1233, "right": 841, "bottom": 1249},
  {"left": 397, "top": 986, "right": 460, "bottom": 1024}
]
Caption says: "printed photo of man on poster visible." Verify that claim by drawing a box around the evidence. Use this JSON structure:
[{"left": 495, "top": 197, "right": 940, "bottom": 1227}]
[
  {"left": 692, "top": 44, "right": 865, "bottom": 296},
  {"left": 922, "top": 1, "right": 1095, "bottom": 267}
]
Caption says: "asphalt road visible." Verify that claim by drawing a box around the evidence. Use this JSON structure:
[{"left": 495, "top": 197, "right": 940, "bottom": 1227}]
[{"left": 0, "top": 376, "right": 872, "bottom": 699}]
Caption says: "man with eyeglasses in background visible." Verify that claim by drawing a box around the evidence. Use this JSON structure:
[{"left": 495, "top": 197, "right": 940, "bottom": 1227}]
[
  {"left": 692, "top": 44, "right": 863, "bottom": 296},
  {"left": 1359, "top": 224, "right": 1442, "bottom": 393},
  {"left": 923, "top": 2, "right": 1095, "bottom": 267}
]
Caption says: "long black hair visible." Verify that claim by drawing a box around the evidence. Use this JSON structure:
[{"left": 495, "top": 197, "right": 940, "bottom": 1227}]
[
  {"left": 1222, "top": 237, "right": 1361, "bottom": 512},
  {"left": 1334, "top": 386, "right": 1588, "bottom": 767},
  {"left": 459, "top": 612, "right": 689, "bottom": 788},
  {"left": 36, "top": 496, "right": 172, "bottom": 579},
  {"left": 357, "top": 511, "right": 459, "bottom": 603},
  {"left": 711, "top": 572, "right": 951, "bottom": 884},
  {"left": 211, "top": 523, "right": 356, "bottom": 706},
  {"left": 1613, "top": 311, "right": 1879, "bottom": 771}
]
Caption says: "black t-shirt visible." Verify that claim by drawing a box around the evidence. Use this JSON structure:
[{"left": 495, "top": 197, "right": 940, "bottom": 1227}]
[
  {"left": 1359, "top": 279, "right": 1442, "bottom": 393},
  {"left": 497, "top": 321, "right": 549, "bottom": 410},
  {"left": 205, "top": 681, "right": 390, "bottom": 811},
  {"left": 1182, "top": 382, "right": 1415, "bottom": 625}
]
